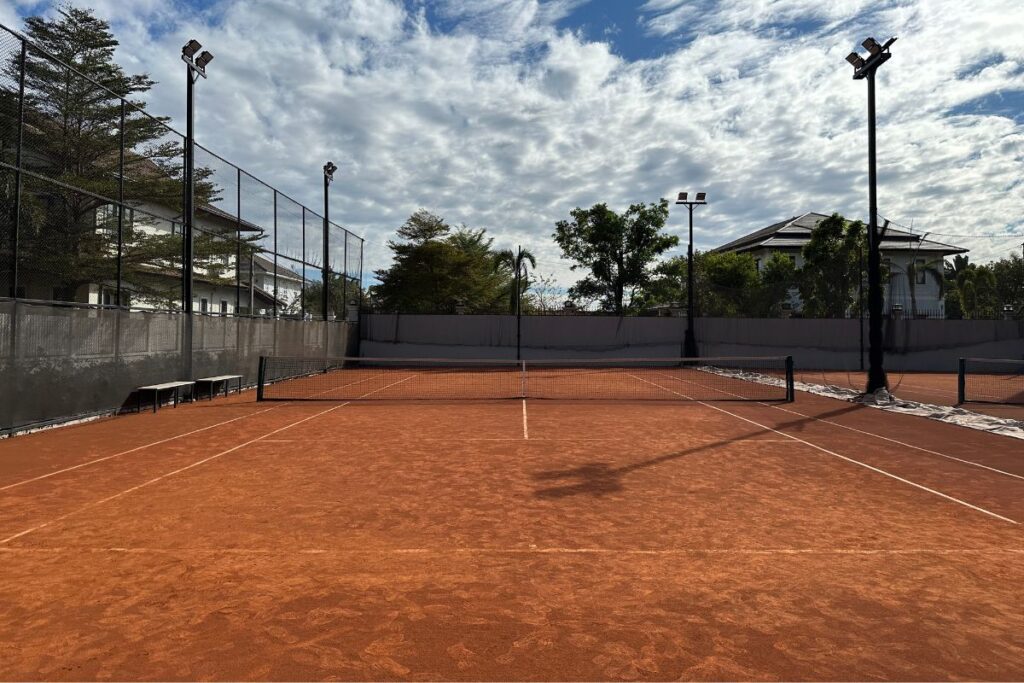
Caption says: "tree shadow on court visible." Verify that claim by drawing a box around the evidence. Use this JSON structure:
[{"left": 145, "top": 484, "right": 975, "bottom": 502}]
[{"left": 532, "top": 403, "right": 862, "bottom": 499}]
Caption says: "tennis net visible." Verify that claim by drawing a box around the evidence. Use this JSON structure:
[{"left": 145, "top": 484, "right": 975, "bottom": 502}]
[
  {"left": 958, "top": 357, "right": 1024, "bottom": 404},
  {"left": 257, "top": 356, "right": 795, "bottom": 402}
]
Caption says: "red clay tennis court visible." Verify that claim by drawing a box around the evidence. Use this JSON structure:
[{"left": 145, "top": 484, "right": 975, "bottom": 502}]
[{"left": 1, "top": 360, "right": 1022, "bottom": 680}]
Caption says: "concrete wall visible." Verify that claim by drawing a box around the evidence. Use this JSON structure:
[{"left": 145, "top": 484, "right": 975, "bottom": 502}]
[
  {"left": 361, "top": 313, "right": 1024, "bottom": 372},
  {"left": 0, "top": 299, "right": 358, "bottom": 434}
]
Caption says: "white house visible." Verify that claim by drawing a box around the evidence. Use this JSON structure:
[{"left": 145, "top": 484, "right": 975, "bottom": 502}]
[{"left": 712, "top": 212, "right": 968, "bottom": 318}]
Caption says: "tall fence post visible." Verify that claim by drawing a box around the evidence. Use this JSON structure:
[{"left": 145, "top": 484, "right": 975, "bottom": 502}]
[
  {"left": 116, "top": 99, "right": 125, "bottom": 308},
  {"left": 10, "top": 40, "right": 26, "bottom": 300},
  {"left": 235, "top": 167, "right": 241, "bottom": 315},
  {"left": 256, "top": 355, "right": 266, "bottom": 401}
]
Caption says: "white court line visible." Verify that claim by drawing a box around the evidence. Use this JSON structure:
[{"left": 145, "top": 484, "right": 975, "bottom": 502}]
[
  {"left": 0, "top": 406, "right": 281, "bottom": 492},
  {"left": 252, "top": 437, "right": 797, "bottom": 443},
  {"left": 522, "top": 399, "right": 529, "bottom": 440},
  {"left": 660, "top": 371, "right": 1024, "bottom": 482},
  {"left": 0, "top": 374, "right": 418, "bottom": 546},
  {"left": 0, "top": 546, "right": 1020, "bottom": 556},
  {"left": 630, "top": 374, "right": 1019, "bottom": 525}
]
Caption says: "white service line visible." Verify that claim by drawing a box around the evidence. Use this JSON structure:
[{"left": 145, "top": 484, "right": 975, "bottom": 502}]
[
  {"left": 522, "top": 399, "right": 529, "bottom": 440},
  {"left": 0, "top": 405, "right": 281, "bottom": 492},
  {"left": 0, "top": 374, "right": 419, "bottom": 546},
  {"left": 657, "top": 370, "right": 1024, "bottom": 482},
  {"left": 630, "top": 374, "right": 1019, "bottom": 525},
  {"left": 1, "top": 545, "right": 1020, "bottom": 556}
]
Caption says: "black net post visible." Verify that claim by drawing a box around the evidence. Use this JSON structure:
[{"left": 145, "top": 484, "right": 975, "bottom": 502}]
[
  {"left": 785, "top": 355, "right": 795, "bottom": 402},
  {"left": 257, "top": 355, "right": 267, "bottom": 401},
  {"left": 957, "top": 357, "right": 966, "bottom": 404}
]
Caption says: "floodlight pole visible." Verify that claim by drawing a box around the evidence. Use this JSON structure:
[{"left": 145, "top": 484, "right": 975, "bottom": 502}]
[
  {"left": 676, "top": 193, "right": 705, "bottom": 359},
  {"left": 849, "top": 37, "right": 895, "bottom": 394},
  {"left": 322, "top": 163, "right": 334, "bottom": 321},
  {"left": 181, "top": 40, "right": 211, "bottom": 379},
  {"left": 515, "top": 245, "right": 522, "bottom": 361}
]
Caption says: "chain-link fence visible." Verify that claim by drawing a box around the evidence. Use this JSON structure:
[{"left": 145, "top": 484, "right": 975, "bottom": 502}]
[{"left": 0, "top": 23, "right": 362, "bottom": 320}]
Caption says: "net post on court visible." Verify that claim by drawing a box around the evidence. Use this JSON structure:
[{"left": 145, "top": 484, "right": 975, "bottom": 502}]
[{"left": 255, "top": 355, "right": 797, "bottom": 403}]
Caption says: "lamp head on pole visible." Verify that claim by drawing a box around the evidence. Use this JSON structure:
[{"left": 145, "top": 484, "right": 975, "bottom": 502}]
[
  {"left": 323, "top": 161, "right": 337, "bottom": 182},
  {"left": 676, "top": 191, "right": 707, "bottom": 206},
  {"left": 846, "top": 36, "right": 896, "bottom": 79}
]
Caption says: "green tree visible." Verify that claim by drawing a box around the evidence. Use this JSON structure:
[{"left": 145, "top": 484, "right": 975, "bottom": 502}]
[
  {"left": 5, "top": 6, "right": 236, "bottom": 306},
  {"left": 989, "top": 252, "right": 1024, "bottom": 318},
  {"left": 553, "top": 200, "right": 677, "bottom": 314},
  {"left": 956, "top": 264, "right": 999, "bottom": 319},
  {"left": 372, "top": 210, "right": 511, "bottom": 313},
  {"left": 798, "top": 213, "right": 865, "bottom": 317},
  {"left": 759, "top": 252, "right": 798, "bottom": 316}
]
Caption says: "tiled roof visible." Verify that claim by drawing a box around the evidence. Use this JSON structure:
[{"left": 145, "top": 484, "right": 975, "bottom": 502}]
[{"left": 713, "top": 212, "right": 968, "bottom": 255}]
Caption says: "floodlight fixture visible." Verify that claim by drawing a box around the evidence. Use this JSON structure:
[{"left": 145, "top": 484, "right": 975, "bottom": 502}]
[
  {"left": 862, "top": 37, "right": 882, "bottom": 55},
  {"left": 195, "top": 51, "right": 214, "bottom": 70},
  {"left": 846, "top": 52, "right": 865, "bottom": 69},
  {"left": 674, "top": 189, "right": 708, "bottom": 358},
  {"left": 695, "top": 192, "right": 707, "bottom": 202},
  {"left": 182, "top": 39, "right": 202, "bottom": 59},
  {"left": 323, "top": 161, "right": 338, "bottom": 181},
  {"left": 676, "top": 192, "right": 687, "bottom": 202}
]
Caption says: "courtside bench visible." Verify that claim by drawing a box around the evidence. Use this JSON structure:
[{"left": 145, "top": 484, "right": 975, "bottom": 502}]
[
  {"left": 136, "top": 381, "right": 195, "bottom": 413},
  {"left": 194, "top": 374, "right": 244, "bottom": 400}
]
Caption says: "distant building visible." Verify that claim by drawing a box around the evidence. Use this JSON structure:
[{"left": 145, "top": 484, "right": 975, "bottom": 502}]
[{"left": 712, "top": 212, "right": 968, "bottom": 318}]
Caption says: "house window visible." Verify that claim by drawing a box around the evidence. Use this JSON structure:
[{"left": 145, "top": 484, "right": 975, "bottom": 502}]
[
  {"left": 754, "top": 258, "right": 761, "bottom": 272},
  {"left": 200, "top": 298, "right": 209, "bottom": 313},
  {"left": 915, "top": 259, "right": 926, "bottom": 285},
  {"left": 221, "top": 300, "right": 229, "bottom": 314}
]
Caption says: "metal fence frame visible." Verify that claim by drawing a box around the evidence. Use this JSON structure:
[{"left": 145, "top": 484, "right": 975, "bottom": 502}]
[{"left": 0, "top": 22, "right": 362, "bottom": 321}]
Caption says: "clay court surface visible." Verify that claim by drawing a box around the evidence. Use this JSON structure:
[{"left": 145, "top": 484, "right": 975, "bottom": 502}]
[
  {"left": 1, "top": 385, "right": 1023, "bottom": 680},
  {"left": 795, "top": 369, "right": 1024, "bottom": 421}
]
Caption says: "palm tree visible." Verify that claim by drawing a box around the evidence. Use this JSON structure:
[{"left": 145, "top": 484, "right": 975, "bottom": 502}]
[
  {"left": 494, "top": 247, "right": 537, "bottom": 313},
  {"left": 905, "top": 256, "right": 945, "bottom": 318}
]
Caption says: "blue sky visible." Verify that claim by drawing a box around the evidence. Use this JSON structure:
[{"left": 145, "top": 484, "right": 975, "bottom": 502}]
[{"left": 2, "top": 0, "right": 1023, "bottom": 287}]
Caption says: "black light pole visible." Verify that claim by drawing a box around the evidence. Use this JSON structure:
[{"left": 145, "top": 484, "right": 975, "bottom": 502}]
[
  {"left": 322, "top": 161, "right": 337, "bottom": 321},
  {"left": 847, "top": 36, "right": 895, "bottom": 394},
  {"left": 675, "top": 191, "right": 706, "bottom": 359},
  {"left": 181, "top": 39, "right": 212, "bottom": 379}
]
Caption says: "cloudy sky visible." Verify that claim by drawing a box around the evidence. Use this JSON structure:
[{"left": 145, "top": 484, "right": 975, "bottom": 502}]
[{"left": 3, "top": 0, "right": 1023, "bottom": 288}]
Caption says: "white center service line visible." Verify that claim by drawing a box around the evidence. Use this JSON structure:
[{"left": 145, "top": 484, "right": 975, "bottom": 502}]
[
  {"left": 522, "top": 399, "right": 529, "bottom": 440},
  {"left": 0, "top": 374, "right": 419, "bottom": 546},
  {"left": 628, "top": 374, "right": 1018, "bottom": 525}
]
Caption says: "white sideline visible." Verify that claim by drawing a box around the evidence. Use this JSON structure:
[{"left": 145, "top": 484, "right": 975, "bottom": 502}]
[
  {"left": 0, "top": 375, "right": 418, "bottom": 546},
  {"left": 629, "top": 374, "right": 1018, "bottom": 525},
  {"left": 661, "top": 371, "right": 1024, "bottom": 482},
  {"left": 0, "top": 406, "right": 280, "bottom": 492}
]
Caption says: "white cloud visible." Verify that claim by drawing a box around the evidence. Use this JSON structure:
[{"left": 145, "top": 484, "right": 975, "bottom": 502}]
[{"left": 7, "top": 0, "right": 1023, "bottom": 286}]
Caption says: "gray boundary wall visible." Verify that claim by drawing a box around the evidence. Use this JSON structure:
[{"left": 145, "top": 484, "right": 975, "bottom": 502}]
[
  {"left": 361, "top": 313, "right": 1024, "bottom": 371},
  {"left": 0, "top": 299, "right": 358, "bottom": 434}
]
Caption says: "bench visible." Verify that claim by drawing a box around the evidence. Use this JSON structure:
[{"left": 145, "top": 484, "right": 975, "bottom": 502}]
[
  {"left": 194, "top": 374, "right": 244, "bottom": 400},
  {"left": 136, "top": 381, "right": 195, "bottom": 413}
]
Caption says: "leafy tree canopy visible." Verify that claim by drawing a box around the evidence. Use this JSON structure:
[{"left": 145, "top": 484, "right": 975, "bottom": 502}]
[
  {"left": 553, "top": 200, "right": 677, "bottom": 313},
  {"left": 371, "top": 210, "right": 512, "bottom": 313}
]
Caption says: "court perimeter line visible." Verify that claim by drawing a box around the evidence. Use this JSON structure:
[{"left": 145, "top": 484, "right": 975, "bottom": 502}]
[
  {"left": 659, "top": 371, "right": 1024, "bottom": 482},
  {"left": 1, "top": 546, "right": 1020, "bottom": 556},
  {"left": 522, "top": 399, "right": 529, "bottom": 440},
  {"left": 631, "top": 374, "right": 1019, "bottom": 525},
  {"left": 0, "top": 375, "right": 418, "bottom": 546},
  {"left": 0, "top": 405, "right": 281, "bottom": 492}
]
